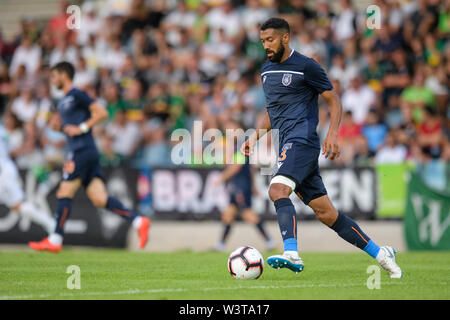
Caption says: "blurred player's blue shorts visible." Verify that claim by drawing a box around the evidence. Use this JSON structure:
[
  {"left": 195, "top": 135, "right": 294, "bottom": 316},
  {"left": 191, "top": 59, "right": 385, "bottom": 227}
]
[
  {"left": 62, "top": 147, "right": 105, "bottom": 188},
  {"left": 228, "top": 183, "right": 252, "bottom": 210},
  {"left": 273, "top": 142, "right": 327, "bottom": 205}
]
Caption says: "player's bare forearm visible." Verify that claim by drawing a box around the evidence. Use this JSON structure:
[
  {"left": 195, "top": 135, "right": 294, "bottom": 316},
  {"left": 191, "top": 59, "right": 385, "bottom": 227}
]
[
  {"left": 320, "top": 89, "right": 342, "bottom": 160},
  {"left": 86, "top": 103, "right": 108, "bottom": 129},
  {"left": 241, "top": 110, "right": 271, "bottom": 156}
]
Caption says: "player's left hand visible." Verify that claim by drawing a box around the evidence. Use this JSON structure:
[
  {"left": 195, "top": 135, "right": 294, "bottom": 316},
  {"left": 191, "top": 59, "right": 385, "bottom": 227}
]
[
  {"left": 63, "top": 124, "right": 83, "bottom": 137},
  {"left": 322, "top": 133, "right": 340, "bottom": 160}
]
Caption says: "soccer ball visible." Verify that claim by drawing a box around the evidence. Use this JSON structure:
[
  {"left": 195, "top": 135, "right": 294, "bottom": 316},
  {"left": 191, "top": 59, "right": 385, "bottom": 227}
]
[{"left": 227, "top": 246, "right": 264, "bottom": 279}]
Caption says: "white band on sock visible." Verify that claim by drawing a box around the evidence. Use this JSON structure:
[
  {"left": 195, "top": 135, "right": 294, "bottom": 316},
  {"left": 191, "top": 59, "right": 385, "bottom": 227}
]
[
  {"left": 132, "top": 216, "right": 143, "bottom": 229},
  {"left": 48, "top": 233, "right": 63, "bottom": 245}
]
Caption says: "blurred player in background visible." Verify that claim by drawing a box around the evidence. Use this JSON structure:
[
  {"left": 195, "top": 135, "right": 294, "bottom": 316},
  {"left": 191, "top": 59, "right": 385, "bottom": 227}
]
[
  {"left": 29, "top": 61, "right": 151, "bottom": 253},
  {"left": 0, "top": 123, "right": 55, "bottom": 234},
  {"left": 214, "top": 121, "right": 274, "bottom": 251},
  {"left": 241, "top": 18, "right": 402, "bottom": 278}
]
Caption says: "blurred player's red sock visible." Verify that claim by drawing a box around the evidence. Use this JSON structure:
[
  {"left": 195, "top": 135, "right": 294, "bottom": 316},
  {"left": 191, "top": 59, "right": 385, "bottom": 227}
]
[{"left": 134, "top": 217, "right": 151, "bottom": 248}]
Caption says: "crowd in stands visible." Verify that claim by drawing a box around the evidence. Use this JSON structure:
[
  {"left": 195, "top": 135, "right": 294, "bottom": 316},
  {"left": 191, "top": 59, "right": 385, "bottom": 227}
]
[{"left": 0, "top": 0, "right": 448, "bottom": 191}]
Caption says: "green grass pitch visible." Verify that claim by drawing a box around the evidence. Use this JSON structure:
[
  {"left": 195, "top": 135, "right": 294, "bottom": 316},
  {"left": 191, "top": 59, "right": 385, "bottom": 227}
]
[{"left": 0, "top": 249, "right": 448, "bottom": 300}]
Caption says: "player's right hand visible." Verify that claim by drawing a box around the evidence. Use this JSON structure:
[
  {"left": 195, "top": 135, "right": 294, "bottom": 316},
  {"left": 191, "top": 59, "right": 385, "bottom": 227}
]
[{"left": 240, "top": 139, "right": 255, "bottom": 156}]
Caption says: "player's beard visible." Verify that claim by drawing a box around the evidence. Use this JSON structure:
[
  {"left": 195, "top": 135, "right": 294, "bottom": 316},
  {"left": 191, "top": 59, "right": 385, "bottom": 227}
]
[
  {"left": 56, "top": 80, "right": 64, "bottom": 90},
  {"left": 266, "top": 44, "right": 285, "bottom": 63}
]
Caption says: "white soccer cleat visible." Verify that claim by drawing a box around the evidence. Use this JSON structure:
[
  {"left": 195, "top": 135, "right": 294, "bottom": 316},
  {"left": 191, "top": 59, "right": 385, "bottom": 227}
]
[
  {"left": 267, "top": 252, "right": 304, "bottom": 273},
  {"left": 378, "top": 246, "right": 402, "bottom": 279}
]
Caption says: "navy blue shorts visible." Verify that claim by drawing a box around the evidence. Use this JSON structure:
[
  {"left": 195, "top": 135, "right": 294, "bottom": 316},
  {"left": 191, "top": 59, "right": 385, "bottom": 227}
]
[
  {"left": 63, "top": 147, "right": 105, "bottom": 188},
  {"left": 273, "top": 142, "right": 327, "bottom": 205},
  {"left": 228, "top": 183, "right": 252, "bottom": 210}
]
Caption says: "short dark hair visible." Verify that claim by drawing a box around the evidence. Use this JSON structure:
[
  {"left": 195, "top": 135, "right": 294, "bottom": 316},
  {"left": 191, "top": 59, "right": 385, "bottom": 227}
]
[
  {"left": 51, "top": 61, "right": 75, "bottom": 80},
  {"left": 260, "top": 17, "right": 290, "bottom": 34}
]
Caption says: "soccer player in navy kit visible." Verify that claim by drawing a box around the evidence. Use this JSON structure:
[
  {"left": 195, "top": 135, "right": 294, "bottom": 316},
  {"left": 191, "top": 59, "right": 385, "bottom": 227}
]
[
  {"left": 213, "top": 122, "right": 274, "bottom": 251},
  {"left": 29, "top": 62, "right": 150, "bottom": 252},
  {"left": 240, "top": 18, "right": 402, "bottom": 278}
]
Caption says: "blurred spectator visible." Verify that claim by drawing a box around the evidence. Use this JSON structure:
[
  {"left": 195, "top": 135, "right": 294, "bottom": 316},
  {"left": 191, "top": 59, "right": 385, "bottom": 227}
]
[
  {"left": 9, "top": 36, "right": 41, "bottom": 76},
  {"left": 103, "top": 109, "right": 141, "bottom": 165},
  {"left": 401, "top": 67, "right": 436, "bottom": 123},
  {"left": 3, "top": 112, "right": 25, "bottom": 159},
  {"left": 337, "top": 111, "right": 367, "bottom": 164},
  {"left": 342, "top": 75, "right": 376, "bottom": 124},
  {"left": 103, "top": 81, "right": 126, "bottom": 121},
  {"left": 362, "top": 110, "right": 388, "bottom": 156},
  {"left": 11, "top": 88, "right": 38, "bottom": 123},
  {"left": 374, "top": 131, "right": 408, "bottom": 164},
  {"left": 417, "top": 106, "right": 445, "bottom": 151},
  {"left": 328, "top": 53, "right": 359, "bottom": 89},
  {"left": 332, "top": 0, "right": 357, "bottom": 42}
]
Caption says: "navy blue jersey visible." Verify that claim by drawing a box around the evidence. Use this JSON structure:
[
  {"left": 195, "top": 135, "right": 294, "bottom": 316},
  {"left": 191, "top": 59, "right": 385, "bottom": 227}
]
[
  {"left": 261, "top": 50, "right": 333, "bottom": 149},
  {"left": 57, "top": 87, "right": 96, "bottom": 151}
]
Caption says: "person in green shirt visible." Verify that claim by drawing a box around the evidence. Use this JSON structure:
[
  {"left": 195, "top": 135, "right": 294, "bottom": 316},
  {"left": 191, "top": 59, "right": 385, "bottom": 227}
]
[{"left": 401, "top": 69, "right": 435, "bottom": 123}]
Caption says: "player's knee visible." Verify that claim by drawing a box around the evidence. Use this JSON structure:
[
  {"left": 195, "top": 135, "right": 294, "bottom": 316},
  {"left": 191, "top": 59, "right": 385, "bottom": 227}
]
[
  {"left": 56, "top": 188, "right": 73, "bottom": 199},
  {"left": 242, "top": 210, "right": 258, "bottom": 224},
  {"left": 90, "top": 194, "right": 107, "bottom": 208},
  {"left": 313, "top": 206, "right": 336, "bottom": 226},
  {"left": 268, "top": 183, "right": 291, "bottom": 202},
  {"left": 221, "top": 212, "right": 234, "bottom": 225}
]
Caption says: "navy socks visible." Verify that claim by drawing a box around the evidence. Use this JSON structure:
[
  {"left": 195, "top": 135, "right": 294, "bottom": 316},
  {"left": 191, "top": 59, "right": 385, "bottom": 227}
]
[
  {"left": 330, "top": 212, "right": 380, "bottom": 258},
  {"left": 55, "top": 198, "right": 72, "bottom": 235},
  {"left": 106, "top": 196, "right": 138, "bottom": 222},
  {"left": 274, "top": 198, "right": 297, "bottom": 252}
]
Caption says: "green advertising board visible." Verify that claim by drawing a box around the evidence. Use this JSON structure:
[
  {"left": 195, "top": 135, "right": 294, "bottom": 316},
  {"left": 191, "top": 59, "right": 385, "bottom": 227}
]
[
  {"left": 376, "top": 163, "right": 411, "bottom": 218},
  {"left": 404, "top": 172, "right": 450, "bottom": 250}
]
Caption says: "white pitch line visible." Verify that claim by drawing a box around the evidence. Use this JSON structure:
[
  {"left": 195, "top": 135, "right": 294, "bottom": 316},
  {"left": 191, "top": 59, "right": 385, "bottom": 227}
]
[{"left": 0, "top": 282, "right": 408, "bottom": 300}]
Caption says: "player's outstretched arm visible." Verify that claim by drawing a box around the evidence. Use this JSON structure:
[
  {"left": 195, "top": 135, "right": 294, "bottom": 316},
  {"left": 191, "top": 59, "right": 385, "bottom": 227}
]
[
  {"left": 240, "top": 110, "right": 271, "bottom": 156},
  {"left": 63, "top": 102, "right": 108, "bottom": 137},
  {"left": 320, "top": 89, "right": 342, "bottom": 160}
]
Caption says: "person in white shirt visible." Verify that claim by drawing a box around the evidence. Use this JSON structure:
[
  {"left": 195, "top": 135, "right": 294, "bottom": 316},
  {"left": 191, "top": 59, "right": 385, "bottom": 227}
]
[
  {"left": 341, "top": 75, "right": 376, "bottom": 124},
  {"left": 332, "top": 0, "right": 357, "bottom": 42},
  {"left": 49, "top": 39, "right": 78, "bottom": 68},
  {"left": 0, "top": 124, "right": 55, "bottom": 234},
  {"left": 76, "top": 1, "right": 102, "bottom": 45},
  {"left": 104, "top": 109, "right": 140, "bottom": 159},
  {"left": 205, "top": 1, "right": 242, "bottom": 42},
  {"left": 11, "top": 89, "right": 38, "bottom": 123},
  {"left": 9, "top": 37, "right": 41, "bottom": 77},
  {"left": 374, "top": 131, "right": 407, "bottom": 164}
]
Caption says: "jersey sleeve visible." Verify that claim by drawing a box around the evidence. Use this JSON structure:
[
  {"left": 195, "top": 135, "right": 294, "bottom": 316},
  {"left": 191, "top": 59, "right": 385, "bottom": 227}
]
[
  {"left": 76, "top": 90, "right": 95, "bottom": 110},
  {"left": 304, "top": 58, "right": 333, "bottom": 94}
]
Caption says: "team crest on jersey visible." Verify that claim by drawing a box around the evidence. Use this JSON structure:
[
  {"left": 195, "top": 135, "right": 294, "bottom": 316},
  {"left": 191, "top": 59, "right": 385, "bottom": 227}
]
[
  {"left": 60, "top": 96, "right": 74, "bottom": 110},
  {"left": 282, "top": 73, "right": 292, "bottom": 86}
]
